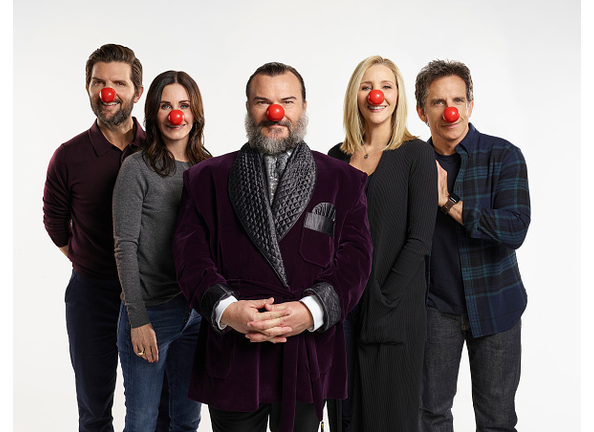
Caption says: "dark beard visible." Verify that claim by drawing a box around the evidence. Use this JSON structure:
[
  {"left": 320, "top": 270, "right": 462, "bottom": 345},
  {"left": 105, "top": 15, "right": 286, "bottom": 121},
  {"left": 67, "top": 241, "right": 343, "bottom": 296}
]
[
  {"left": 90, "top": 96, "right": 135, "bottom": 126},
  {"left": 245, "top": 113, "right": 308, "bottom": 155}
]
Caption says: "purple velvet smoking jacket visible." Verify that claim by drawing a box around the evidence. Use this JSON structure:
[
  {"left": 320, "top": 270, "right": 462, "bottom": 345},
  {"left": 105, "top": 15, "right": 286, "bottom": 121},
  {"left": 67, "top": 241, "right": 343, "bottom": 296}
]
[{"left": 173, "top": 143, "right": 372, "bottom": 428}]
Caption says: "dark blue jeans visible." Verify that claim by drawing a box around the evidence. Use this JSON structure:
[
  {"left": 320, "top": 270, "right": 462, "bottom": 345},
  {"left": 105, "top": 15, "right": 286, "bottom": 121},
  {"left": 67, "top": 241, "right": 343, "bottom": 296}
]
[
  {"left": 419, "top": 307, "right": 521, "bottom": 432},
  {"left": 117, "top": 294, "right": 202, "bottom": 432},
  {"left": 65, "top": 270, "right": 122, "bottom": 432}
]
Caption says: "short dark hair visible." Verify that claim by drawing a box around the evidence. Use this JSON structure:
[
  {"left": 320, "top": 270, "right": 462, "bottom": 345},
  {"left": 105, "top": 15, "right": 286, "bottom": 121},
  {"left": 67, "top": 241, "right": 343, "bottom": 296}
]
[
  {"left": 245, "top": 62, "right": 306, "bottom": 102},
  {"left": 85, "top": 44, "right": 143, "bottom": 95},
  {"left": 415, "top": 60, "right": 473, "bottom": 109}
]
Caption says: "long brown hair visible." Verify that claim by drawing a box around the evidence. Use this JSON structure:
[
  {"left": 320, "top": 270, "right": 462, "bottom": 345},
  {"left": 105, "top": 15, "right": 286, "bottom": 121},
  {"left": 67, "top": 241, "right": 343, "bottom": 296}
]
[{"left": 143, "top": 70, "right": 211, "bottom": 176}]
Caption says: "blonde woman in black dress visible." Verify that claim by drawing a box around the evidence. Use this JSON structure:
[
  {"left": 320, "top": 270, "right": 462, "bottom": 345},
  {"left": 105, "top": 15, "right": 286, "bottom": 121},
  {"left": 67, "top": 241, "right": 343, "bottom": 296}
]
[{"left": 328, "top": 56, "right": 437, "bottom": 432}]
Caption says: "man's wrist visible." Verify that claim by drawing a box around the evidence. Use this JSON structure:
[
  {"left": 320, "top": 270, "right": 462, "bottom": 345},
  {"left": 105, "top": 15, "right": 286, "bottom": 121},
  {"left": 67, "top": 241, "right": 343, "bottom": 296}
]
[
  {"left": 300, "top": 295, "right": 324, "bottom": 332},
  {"left": 215, "top": 296, "right": 238, "bottom": 330},
  {"left": 440, "top": 192, "right": 460, "bottom": 214}
]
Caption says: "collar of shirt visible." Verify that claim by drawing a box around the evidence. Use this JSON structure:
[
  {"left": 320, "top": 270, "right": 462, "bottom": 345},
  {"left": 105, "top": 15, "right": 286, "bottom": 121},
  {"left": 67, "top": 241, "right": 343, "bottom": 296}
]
[
  {"left": 427, "top": 122, "right": 478, "bottom": 156},
  {"left": 88, "top": 117, "right": 145, "bottom": 157}
]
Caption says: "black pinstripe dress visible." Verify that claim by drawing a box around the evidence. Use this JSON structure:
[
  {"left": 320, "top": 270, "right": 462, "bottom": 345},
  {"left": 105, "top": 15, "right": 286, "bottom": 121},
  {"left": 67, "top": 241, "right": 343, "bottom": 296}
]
[{"left": 328, "top": 139, "right": 438, "bottom": 432}]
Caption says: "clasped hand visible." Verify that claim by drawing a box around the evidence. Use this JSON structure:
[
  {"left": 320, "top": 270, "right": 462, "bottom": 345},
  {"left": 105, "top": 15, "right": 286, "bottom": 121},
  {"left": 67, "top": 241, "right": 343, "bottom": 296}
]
[{"left": 221, "top": 297, "right": 314, "bottom": 344}]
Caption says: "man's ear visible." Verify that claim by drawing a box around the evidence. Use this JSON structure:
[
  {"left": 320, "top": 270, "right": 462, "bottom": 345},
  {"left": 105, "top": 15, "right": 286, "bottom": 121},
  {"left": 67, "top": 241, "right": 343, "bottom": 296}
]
[
  {"left": 416, "top": 106, "right": 427, "bottom": 123},
  {"left": 134, "top": 85, "right": 144, "bottom": 103},
  {"left": 466, "top": 100, "right": 474, "bottom": 118}
]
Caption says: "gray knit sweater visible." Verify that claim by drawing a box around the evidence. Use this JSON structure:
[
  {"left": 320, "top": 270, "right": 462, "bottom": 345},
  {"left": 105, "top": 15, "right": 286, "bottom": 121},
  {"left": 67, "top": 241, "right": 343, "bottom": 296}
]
[{"left": 113, "top": 152, "right": 191, "bottom": 328}]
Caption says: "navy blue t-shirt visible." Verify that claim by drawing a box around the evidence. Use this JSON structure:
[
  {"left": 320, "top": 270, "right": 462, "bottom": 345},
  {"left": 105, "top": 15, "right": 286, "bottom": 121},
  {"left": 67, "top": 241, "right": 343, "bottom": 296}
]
[{"left": 428, "top": 152, "right": 466, "bottom": 314}]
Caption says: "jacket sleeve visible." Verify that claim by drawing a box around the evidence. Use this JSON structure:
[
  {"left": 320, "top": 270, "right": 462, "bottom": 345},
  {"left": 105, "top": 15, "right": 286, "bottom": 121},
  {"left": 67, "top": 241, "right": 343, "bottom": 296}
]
[
  {"left": 462, "top": 146, "right": 531, "bottom": 249},
  {"left": 312, "top": 171, "right": 373, "bottom": 329},
  {"left": 173, "top": 169, "right": 232, "bottom": 330}
]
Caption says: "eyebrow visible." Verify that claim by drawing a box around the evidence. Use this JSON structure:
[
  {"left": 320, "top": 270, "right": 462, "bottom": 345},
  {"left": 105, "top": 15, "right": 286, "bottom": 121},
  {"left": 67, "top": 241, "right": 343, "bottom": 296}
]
[
  {"left": 360, "top": 80, "right": 395, "bottom": 85},
  {"left": 160, "top": 99, "right": 191, "bottom": 104},
  {"left": 253, "top": 96, "right": 298, "bottom": 102},
  {"left": 90, "top": 76, "right": 129, "bottom": 83}
]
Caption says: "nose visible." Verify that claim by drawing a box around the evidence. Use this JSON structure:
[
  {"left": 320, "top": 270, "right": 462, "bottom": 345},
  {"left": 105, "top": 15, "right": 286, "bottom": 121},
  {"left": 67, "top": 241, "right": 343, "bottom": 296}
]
[
  {"left": 266, "top": 104, "right": 285, "bottom": 122},
  {"left": 100, "top": 87, "right": 116, "bottom": 103},
  {"left": 368, "top": 90, "right": 385, "bottom": 105},
  {"left": 168, "top": 110, "right": 185, "bottom": 125},
  {"left": 443, "top": 106, "right": 460, "bottom": 122}
]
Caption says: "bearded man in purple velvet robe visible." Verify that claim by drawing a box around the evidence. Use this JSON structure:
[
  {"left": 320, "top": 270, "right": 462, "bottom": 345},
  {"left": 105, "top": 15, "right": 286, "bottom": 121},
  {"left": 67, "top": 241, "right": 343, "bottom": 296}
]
[{"left": 172, "top": 62, "right": 372, "bottom": 432}]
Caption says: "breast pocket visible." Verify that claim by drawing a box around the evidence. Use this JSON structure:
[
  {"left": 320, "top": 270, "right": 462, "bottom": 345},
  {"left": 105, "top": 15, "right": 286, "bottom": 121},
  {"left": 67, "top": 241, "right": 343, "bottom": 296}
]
[{"left": 299, "top": 202, "right": 335, "bottom": 268}]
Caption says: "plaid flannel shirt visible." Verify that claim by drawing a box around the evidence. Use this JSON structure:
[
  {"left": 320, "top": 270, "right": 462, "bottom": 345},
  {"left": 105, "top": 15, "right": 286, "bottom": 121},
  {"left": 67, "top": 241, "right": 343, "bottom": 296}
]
[{"left": 429, "top": 123, "right": 531, "bottom": 338}]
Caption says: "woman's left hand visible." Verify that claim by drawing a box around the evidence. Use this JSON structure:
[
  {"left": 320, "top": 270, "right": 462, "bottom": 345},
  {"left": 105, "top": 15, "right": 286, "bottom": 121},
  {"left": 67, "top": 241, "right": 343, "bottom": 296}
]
[{"left": 131, "top": 323, "right": 159, "bottom": 363}]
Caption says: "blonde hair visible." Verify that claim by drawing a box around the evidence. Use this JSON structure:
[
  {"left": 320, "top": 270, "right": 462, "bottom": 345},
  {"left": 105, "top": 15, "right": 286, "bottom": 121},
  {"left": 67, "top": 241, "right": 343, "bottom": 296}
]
[{"left": 341, "top": 55, "right": 416, "bottom": 155}]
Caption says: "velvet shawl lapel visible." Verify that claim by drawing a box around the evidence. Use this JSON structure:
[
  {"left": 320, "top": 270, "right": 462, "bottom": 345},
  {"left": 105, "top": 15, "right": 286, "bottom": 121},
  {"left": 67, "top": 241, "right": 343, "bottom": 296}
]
[{"left": 228, "top": 142, "right": 317, "bottom": 287}]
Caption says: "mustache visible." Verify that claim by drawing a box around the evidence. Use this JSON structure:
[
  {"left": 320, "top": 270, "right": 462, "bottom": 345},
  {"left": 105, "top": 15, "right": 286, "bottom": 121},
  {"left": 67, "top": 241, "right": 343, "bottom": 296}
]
[
  {"left": 98, "top": 98, "right": 122, "bottom": 105},
  {"left": 258, "top": 118, "right": 291, "bottom": 128}
]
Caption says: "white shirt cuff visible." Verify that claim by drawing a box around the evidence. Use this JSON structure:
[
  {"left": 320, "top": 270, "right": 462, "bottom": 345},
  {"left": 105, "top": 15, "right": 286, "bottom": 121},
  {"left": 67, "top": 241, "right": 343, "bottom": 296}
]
[
  {"left": 214, "top": 296, "right": 238, "bottom": 330},
  {"left": 300, "top": 295, "right": 324, "bottom": 332}
]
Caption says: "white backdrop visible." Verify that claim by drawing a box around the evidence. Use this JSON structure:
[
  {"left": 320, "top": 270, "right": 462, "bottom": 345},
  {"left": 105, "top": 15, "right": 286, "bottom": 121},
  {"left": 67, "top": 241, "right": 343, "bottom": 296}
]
[{"left": 11, "top": 0, "right": 586, "bottom": 431}]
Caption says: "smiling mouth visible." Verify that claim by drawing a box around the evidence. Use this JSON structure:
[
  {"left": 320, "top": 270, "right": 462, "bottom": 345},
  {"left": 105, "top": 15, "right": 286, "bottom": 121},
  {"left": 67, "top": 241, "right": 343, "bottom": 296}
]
[{"left": 367, "top": 105, "right": 386, "bottom": 111}]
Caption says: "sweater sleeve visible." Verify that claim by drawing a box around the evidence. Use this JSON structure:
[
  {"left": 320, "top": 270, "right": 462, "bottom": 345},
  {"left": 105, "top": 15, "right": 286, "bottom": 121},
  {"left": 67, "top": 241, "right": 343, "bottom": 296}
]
[
  {"left": 113, "top": 156, "right": 150, "bottom": 328},
  {"left": 380, "top": 143, "right": 438, "bottom": 303},
  {"left": 43, "top": 146, "right": 72, "bottom": 249}
]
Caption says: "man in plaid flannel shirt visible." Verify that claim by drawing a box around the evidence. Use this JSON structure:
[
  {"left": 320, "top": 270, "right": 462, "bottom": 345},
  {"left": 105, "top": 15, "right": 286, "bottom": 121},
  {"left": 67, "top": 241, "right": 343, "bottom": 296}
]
[{"left": 415, "top": 59, "right": 530, "bottom": 432}]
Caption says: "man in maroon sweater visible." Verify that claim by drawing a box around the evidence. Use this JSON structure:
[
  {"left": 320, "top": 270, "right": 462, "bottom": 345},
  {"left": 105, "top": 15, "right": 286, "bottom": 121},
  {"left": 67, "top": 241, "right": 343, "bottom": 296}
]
[{"left": 43, "top": 44, "right": 145, "bottom": 432}]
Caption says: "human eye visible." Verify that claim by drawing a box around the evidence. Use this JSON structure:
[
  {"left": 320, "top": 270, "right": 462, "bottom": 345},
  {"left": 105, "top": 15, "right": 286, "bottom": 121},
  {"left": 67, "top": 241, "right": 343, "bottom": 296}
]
[
  {"left": 115, "top": 81, "right": 127, "bottom": 87},
  {"left": 180, "top": 103, "right": 190, "bottom": 109},
  {"left": 360, "top": 85, "right": 371, "bottom": 91},
  {"left": 160, "top": 103, "right": 171, "bottom": 110}
]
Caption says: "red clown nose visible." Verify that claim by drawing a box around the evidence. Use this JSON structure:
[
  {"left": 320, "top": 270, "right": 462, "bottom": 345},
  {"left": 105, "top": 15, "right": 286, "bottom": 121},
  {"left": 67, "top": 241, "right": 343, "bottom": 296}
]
[
  {"left": 168, "top": 110, "right": 185, "bottom": 125},
  {"left": 100, "top": 87, "right": 116, "bottom": 103},
  {"left": 266, "top": 104, "right": 285, "bottom": 122},
  {"left": 443, "top": 107, "right": 460, "bottom": 123},
  {"left": 368, "top": 90, "right": 385, "bottom": 105}
]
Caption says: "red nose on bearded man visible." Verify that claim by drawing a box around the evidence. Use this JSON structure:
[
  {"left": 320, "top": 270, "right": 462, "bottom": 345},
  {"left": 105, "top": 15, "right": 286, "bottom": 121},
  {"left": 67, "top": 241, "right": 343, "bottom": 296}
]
[
  {"left": 266, "top": 104, "right": 285, "bottom": 122},
  {"left": 100, "top": 87, "right": 116, "bottom": 103},
  {"left": 368, "top": 90, "right": 385, "bottom": 105},
  {"left": 443, "top": 106, "right": 460, "bottom": 123},
  {"left": 168, "top": 110, "right": 185, "bottom": 125}
]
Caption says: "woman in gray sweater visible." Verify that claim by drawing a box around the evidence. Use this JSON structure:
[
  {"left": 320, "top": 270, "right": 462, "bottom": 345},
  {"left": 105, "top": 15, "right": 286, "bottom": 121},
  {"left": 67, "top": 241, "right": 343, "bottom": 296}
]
[{"left": 113, "top": 70, "right": 211, "bottom": 432}]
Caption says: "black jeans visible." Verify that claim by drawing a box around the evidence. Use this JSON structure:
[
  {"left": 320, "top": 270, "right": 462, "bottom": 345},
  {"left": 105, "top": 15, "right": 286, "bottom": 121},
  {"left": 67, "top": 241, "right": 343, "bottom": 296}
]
[
  {"left": 210, "top": 402, "right": 320, "bottom": 432},
  {"left": 65, "top": 270, "right": 122, "bottom": 432},
  {"left": 419, "top": 307, "right": 522, "bottom": 432}
]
